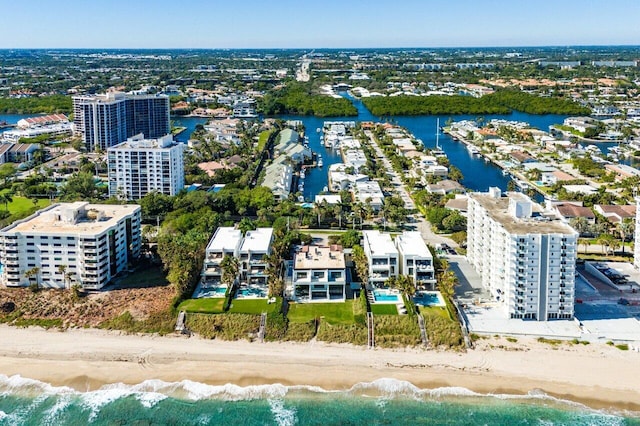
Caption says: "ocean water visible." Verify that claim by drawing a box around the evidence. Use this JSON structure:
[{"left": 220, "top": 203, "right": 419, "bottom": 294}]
[{"left": 0, "top": 376, "right": 637, "bottom": 425}]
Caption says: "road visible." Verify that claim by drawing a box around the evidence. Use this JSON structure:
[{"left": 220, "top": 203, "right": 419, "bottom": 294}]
[{"left": 364, "top": 130, "right": 457, "bottom": 247}]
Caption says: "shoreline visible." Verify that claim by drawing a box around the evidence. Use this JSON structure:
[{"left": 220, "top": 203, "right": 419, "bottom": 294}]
[{"left": 0, "top": 326, "right": 639, "bottom": 414}]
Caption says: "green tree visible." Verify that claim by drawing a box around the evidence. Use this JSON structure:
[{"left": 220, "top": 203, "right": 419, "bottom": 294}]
[
  {"left": 0, "top": 163, "right": 17, "bottom": 185},
  {"left": 220, "top": 255, "right": 240, "bottom": 288}
]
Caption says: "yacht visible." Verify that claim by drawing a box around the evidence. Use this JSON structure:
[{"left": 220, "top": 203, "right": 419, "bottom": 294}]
[
  {"left": 300, "top": 169, "right": 306, "bottom": 179},
  {"left": 467, "top": 144, "right": 481, "bottom": 156},
  {"left": 317, "top": 155, "right": 323, "bottom": 167}
]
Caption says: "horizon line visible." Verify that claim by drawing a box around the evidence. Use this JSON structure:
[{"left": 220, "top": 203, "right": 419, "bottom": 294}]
[{"left": 1, "top": 43, "right": 640, "bottom": 51}]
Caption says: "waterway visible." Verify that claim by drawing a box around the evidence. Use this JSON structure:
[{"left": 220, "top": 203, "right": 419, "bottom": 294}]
[
  {"left": 278, "top": 96, "right": 570, "bottom": 201},
  {"left": 170, "top": 116, "right": 209, "bottom": 143},
  {"left": 0, "top": 114, "right": 37, "bottom": 133}
]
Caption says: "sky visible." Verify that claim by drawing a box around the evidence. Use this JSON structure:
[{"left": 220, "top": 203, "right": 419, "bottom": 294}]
[{"left": 1, "top": 0, "right": 639, "bottom": 49}]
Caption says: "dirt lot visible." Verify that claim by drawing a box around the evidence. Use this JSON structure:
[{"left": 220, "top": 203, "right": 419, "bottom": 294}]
[{"left": 0, "top": 269, "right": 174, "bottom": 328}]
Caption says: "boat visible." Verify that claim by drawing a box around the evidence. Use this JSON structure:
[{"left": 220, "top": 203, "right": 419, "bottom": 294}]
[
  {"left": 317, "top": 155, "right": 323, "bottom": 167},
  {"left": 467, "top": 144, "right": 481, "bottom": 156},
  {"left": 432, "top": 119, "right": 447, "bottom": 158},
  {"left": 300, "top": 169, "right": 306, "bottom": 179},
  {"left": 502, "top": 169, "right": 510, "bottom": 176},
  {"left": 322, "top": 186, "right": 328, "bottom": 192},
  {"left": 316, "top": 128, "right": 321, "bottom": 133},
  {"left": 298, "top": 195, "right": 304, "bottom": 202}
]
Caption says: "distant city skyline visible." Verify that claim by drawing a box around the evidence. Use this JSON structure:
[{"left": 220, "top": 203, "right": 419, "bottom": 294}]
[{"left": 2, "top": 0, "right": 639, "bottom": 49}]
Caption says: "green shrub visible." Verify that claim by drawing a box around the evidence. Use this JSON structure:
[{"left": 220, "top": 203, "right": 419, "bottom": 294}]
[
  {"left": 317, "top": 321, "right": 367, "bottom": 345},
  {"left": 283, "top": 321, "right": 316, "bottom": 342},
  {"left": 99, "top": 310, "right": 176, "bottom": 336},
  {"left": 423, "top": 311, "right": 464, "bottom": 348},
  {"left": 266, "top": 298, "right": 287, "bottom": 341},
  {"left": 506, "top": 337, "right": 518, "bottom": 343},
  {"left": 374, "top": 315, "right": 421, "bottom": 348},
  {"left": 538, "top": 337, "right": 563, "bottom": 345},
  {"left": 185, "top": 313, "right": 260, "bottom": 340},
  {"left": 616, "top": 344, "right": 629, "bottom": 351},
  {"left": 353, "top": 290, "right": 368, "bottom": 325}
]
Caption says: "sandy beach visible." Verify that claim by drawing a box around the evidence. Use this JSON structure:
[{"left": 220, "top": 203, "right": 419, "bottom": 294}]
[{"left": 0, "top": 325, "right": 639, "bottom": 412}]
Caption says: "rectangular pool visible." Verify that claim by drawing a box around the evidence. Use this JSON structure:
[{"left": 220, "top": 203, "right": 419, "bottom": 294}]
[
  {"left": 373, "top": 289, "right": 400, "bottom": 304},
  {"left": 414, "top": 291, "right": 445, "bottom": 307},
  {"left": 237, "top": 286, "right": 267, "bottom": 299}
]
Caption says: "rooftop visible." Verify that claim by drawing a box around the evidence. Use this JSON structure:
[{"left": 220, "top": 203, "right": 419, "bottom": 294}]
[
  {"left": 294, "top": 245, "right": 345, "bottom": 270},
  {"left": 109, "top": 134, "right": 178, "bottom": 150},
  {"left": 240, "top": 228, "right": 274, "bottom": 253},
  {"left": 395, "top": 231, "right": 432, "bottom": 258},
  {"left": 2, "top": 202, "right": 140, "bottom": 235},
  {"left": 471, "top": 192, "right": 577, "bottom": 235},
  {"left": 363, "top": 230, "right": 398, "bottom": 257},
  {"left": 206, "top": 227, "right": 243, "bottom": 253}
]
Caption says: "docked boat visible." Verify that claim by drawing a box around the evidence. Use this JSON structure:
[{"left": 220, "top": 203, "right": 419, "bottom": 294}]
[
  {"left": 317, "top": 155, "right": 323, "bottom": 167},
  {"left": 466, "top": 144, "right": 481, "bottom": 156},
  {"left": 300, "top": 169, "right": 306, "bottom": 179},
  {"left": 502, "top": 169, "right": 510, "bottom": 176}
]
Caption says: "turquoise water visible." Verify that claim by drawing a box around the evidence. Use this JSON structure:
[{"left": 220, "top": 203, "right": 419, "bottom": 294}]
[
  {"left": 414, "top": 292, "right": 444, "bottom": 307},
  {"left": 373, "top": 290, "right": 400, "bottom": 303},
  {"left": 0, "top": 376, "right": 637, "bottom": 425},
  {"left": 238, "top": 287, "right": 267, "bottom": 298}
]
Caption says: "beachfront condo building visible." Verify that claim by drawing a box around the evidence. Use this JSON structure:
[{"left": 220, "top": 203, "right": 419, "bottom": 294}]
[
  {"left": 467, "top": 188, "right": 578, "bottom": 321},
  {"left": 239, "top": 228, "right": 274, "bottom": 287},
  {"left": 0, "top": 202, "right": 141, "bottom": 290},
  {"left": 292, "top": 244, "right": 347, "bottom": 301},
  {"left": 202, "top": 227, "right": 244, "bottom": 286},
  {"left": 635, "top": 196, "right": 640, "bottom": 270},
  {"left": 73, "top": 92, "right": 170, "bottom": 151},
  {"left": 107, "top": 134, "right": 185, "bottom": 199},
  {"left": 395, "top": 231, "right": 436, "bottom": 289},
  {"left": 362, "top": 230, "right": 399, "bottom": 288}
]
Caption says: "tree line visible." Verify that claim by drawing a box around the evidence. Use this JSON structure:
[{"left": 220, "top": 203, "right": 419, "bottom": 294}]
[
  {"left": 0, "top": 95, "right": 73, "bottom": 114},
  {"left": 260, "top": 82, "right": 358, "bottom": 117},
  {"left": 362, "top": 90, "right": 590, "bottom": 116}
]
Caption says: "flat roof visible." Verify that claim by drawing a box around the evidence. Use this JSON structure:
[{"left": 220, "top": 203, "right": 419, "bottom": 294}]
[
  {"left": 471, "top": 192, "right": 577, "bottom": 235},
  {"left": 294, "top": 246, "right": 345, "bottom": 269},
  {"left": 395, "top": 231, "right": 432, "bottom": 258},
  {"left": 240, "top": 228, "right": 273, "bottom": 253},
  {"left": 363, "top": 230, "right": 398, "bottom": 257},
  {"left": 206, "top": 227, "right": 243, "bottom": 252},
  {"left": 2, "top": 202, "right": 140, "bottom": 235}
]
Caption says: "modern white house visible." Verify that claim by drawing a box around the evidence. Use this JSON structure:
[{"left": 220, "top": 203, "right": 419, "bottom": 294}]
[
  {"left": 467, "top": 188, "right": 578, "bottom": 321},
  {"left": 239, "top": 228, "right": 274, "bottom": 287},
  {"left": 0, "top": 202, "right": 141, "bottom": 290},
  {"left": 362, "top": 230, "right": 399, "bottom": 288},
  {"left": 395, "top": 231, "right": 436, "bottom": 288},
  {"left": 292, "top": 245, "right": 347, "bottom": 301},
  {"left": 107, "top": 134, "right": 185, "bottom": 199},
  {"left": 202, "top": 227, "right": 244, "bottom": 286}
]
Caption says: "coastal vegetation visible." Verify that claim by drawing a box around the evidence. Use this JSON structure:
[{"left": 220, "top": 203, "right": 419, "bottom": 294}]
[
  {"left": 362, "top": 90, "right": 590, "bottom": 116},
  {"left": 0, "top": 95, "right": 72, "bottom": 114},
  {"left": 260, "top": 82, "right": 357, "bottom": 117}
]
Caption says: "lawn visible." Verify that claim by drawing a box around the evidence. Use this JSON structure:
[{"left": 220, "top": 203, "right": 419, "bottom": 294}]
[
  {"left": 420, "top": 305, "right": 453, "bottom": 320},
  {"left": 287, "top": 301, "right": 355, "bottom": 325},
  {"left": 0, "top": 193, "right": 51, "bottom": 216},
  {"left": 371, "top": 304, "right": 398, "bottom": 315},
  {"left": 228, "top": 298, "right": 276, "bottom": 315},
  {"left": 178, "top": 298, "right": 225, "bottom": 314}
]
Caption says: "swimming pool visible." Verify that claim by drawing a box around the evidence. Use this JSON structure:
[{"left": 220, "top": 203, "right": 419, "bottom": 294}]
[
  {"left": 414, "top": 291, "right": 445, "bottom": 307},
  {"left": 373, "top": 289, "right": 400, "bottom": 303},
  {"left": 193, "top": 284, "right": 227, "bottom": 299},
  {"left": 237, "top": 286, "right": 267, "bottom": 298}
]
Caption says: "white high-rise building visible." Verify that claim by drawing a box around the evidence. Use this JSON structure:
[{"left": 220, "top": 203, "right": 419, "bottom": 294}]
[
  {"left": 635, "top": 197, "right": 640, "bottom": 270},
  {"left": 467, "top": 188, "right": 578, "bottom": 321},
  {"left": 0, "top": 202, "right": 141, "bottom": 290},
  {"left": 107, "top": 134, "right": 185, "bottom": 199}
]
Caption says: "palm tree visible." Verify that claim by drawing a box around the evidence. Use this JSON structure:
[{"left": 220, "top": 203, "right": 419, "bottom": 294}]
[
  {"left": 24, "top": 266, "right": 40, "bottom": 290},
  {"left": 333, "top": 203, "right": 343, "bottom": 228},
  {"left": 220, "top": 255, "right": 239, "bottom": 288},
  {"left": 578, "top": 238, "right": 590, "bottom": 255},
  {"left": 617, "top": 219, "right": 635, "bottom": 255},
  {"left": 57, "top": 264, "right": 68, "bottom": 289},
  {"left": 0, "top": 193, "right": 12, "bottom": 211}
]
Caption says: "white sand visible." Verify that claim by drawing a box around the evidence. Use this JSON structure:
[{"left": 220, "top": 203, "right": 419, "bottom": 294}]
[{"left": 0, "top": 325, "right": 639, "bottom": 411}]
